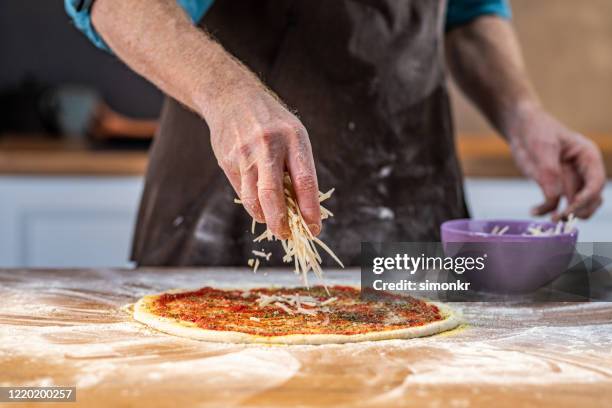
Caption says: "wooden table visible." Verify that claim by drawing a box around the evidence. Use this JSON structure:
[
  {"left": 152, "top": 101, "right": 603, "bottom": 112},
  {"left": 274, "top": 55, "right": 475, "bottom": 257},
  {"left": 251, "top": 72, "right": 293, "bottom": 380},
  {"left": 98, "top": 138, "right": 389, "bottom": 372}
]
[{"left": 1, "top": 268, "right": 611, "bottom": 407}]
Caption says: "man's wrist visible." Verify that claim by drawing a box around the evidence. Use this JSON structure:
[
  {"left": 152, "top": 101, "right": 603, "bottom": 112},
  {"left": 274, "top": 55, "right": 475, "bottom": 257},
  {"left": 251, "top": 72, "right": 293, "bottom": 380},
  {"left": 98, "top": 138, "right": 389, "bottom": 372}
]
[
  {"left": 191, "top": 46, "right": 263, "bottom": 124},
  {"left": 498, "top": 99, "right": 543, "bottom": 141}
]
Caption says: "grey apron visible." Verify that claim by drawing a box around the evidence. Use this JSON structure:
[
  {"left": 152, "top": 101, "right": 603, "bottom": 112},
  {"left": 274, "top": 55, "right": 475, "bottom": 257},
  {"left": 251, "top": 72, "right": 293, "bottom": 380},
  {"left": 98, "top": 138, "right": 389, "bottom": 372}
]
[{"left": 131, "top": 0, "right": 469, "bottom": 267}]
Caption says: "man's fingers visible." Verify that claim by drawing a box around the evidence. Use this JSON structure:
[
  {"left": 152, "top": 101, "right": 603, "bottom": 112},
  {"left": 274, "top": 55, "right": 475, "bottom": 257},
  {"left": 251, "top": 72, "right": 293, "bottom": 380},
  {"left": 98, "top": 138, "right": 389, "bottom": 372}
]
[
  {"left": 257, "top": 159, "right": 290, "bottom": 239},
  {"left": 560, "top": 182, "right": 604, "bottom": 220},
  {"left": 572, "top": 196, "right": 602, "bottom": 219},
  {"left": 549, "top": 164, "right": 582, "bottom": 221},
  {"left": 561, "top": 163, "right": 581, "bottom": 205},
  {"left": 240, "top": 165, "right": 265, "bottom": 223},
  {"left": 286, "top": 134, "right": 321, "bottom": 236},
  {"left": 531, "top": 196, "right": 560, "bottom": 217},
  {"left": 224, "top": 167, "right": 242, "bottom": 199},
  {"left": 560, "top": 143, "right": 606, "bottom": 219},
  {"left": 532, "top": 161, "right": 563, "bottom": 216},
  {"left": 289, "top": 172, "right": 322, "bottom": 236},
  {"left": 559, "top": 195, "right": 602, "bottom": 220}
]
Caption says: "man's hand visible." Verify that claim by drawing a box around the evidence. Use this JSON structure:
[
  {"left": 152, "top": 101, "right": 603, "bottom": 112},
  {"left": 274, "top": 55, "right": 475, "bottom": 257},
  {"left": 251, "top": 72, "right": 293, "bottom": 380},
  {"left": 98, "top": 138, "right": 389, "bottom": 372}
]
[
  {"left": 508, "top": 105, "right": 605, "bottom": 220},
  {"left": 206, "top": 85, "right": 321, "bottom": 239},
  {"left": 91, "top": 0, "right": 321, "bottom": 239},
  {"left": 446, "top": 16, "right": 606, "bottom": 220}
]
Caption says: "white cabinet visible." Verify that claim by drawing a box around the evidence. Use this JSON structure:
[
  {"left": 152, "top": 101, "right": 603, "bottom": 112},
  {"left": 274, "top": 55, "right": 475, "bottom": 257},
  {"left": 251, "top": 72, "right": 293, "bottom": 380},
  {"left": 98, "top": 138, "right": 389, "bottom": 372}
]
[
  {"left": 0, "top": 176, "right": 143, "bottom": 267},
  {"left": 0, "top": 176, "right": 609, "bottom": 268}
]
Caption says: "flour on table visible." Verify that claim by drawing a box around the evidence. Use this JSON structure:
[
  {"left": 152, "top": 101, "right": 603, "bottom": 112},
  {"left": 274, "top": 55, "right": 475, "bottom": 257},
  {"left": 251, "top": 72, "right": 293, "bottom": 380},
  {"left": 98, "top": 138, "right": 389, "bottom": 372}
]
[{"left": 1, "top": 268, "right": 612, "bottom": 401}]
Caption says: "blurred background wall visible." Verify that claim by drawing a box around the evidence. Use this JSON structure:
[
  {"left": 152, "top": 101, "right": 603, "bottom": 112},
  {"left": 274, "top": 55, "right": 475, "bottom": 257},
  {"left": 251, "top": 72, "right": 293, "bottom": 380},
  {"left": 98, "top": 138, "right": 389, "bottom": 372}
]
[
  {"left": 1, "top": 1, "right": 611, "bottom": 268},
  {"left": 450, "top": 0, "right": 612, "bottom": 135},
  {"left": 0, "top": 2, "right": 162, "bottom": 119},
  {"left": 2, "top": 1, "right": 611, "bottom": 132}
]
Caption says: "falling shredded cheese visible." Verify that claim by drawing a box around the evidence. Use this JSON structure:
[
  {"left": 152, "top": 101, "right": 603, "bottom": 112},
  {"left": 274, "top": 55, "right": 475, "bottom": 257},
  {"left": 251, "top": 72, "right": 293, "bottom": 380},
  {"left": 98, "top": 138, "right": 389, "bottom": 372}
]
[
  {"left": 247, "top": 258, "right": 261, "bottom": 273},
  {"left": 252, "top": 250, "right": 270, "bottom": 260},
  {"left": 253, "top": 258, "right": 260, "bottom": 273},
  {"left": 237, "top": 173, "right": 344, "bottom": 286}
]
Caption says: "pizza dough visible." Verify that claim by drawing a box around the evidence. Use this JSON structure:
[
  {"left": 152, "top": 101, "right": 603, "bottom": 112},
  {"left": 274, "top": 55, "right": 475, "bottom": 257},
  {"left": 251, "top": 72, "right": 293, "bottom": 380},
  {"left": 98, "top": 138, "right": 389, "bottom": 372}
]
[{"left": 132, "top": 286, "right": 461, "bottom": 345}]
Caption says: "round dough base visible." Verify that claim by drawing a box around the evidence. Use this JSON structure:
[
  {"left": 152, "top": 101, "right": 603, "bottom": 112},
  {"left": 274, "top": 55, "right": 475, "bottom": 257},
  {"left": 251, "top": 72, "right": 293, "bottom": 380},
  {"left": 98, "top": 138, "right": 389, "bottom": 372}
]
[{"left": 132, "top": 290, "right": 462, "bottom": 345}]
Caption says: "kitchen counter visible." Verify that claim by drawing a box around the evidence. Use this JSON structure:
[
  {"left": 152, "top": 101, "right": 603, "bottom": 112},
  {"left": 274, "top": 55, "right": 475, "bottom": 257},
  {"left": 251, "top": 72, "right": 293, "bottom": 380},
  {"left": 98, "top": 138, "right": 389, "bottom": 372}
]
[
  {"left": 2, "top": 133, "right": 612, "bottom": 177},
  {"left": 0, "top": 135, "right": 148, "bottom": 176},
  {"left": 1, "top": 268, "right": 611, "bottom": 407}
]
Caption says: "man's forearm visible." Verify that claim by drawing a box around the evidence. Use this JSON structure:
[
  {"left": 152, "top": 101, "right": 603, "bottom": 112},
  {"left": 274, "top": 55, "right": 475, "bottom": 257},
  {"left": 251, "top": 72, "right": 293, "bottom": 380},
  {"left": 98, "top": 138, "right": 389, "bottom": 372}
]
[
  {"left": 446, "top": 16, "right": 605, "bottom": 220},
  {"left": 93, "top": 0, "right": 323, "bottom": 237},
  {"left": 445, "top": 16, "right": 539, "bottom": 139},
  {"left": 91, "top": 0, "right": 259, "bottom": 121}
]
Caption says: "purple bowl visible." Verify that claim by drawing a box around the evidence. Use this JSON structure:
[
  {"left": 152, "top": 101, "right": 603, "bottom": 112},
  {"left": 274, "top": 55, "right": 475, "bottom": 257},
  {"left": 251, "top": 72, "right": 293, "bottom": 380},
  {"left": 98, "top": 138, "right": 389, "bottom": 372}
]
[{"left": 440, "top": 219, "right": 578, "bottom": 294}]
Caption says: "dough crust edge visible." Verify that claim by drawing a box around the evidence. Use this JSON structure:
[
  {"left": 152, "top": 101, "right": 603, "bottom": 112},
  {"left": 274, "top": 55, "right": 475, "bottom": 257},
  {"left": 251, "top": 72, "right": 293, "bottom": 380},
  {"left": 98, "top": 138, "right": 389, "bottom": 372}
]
[{"left": 132, "top": 289, "right": 462, "bottom": 345}]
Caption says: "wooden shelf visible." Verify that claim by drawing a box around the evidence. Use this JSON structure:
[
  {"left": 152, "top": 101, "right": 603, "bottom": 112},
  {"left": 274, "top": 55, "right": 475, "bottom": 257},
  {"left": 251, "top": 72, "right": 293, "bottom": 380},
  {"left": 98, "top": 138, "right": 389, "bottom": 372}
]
[
  {"left": 457, "top": 133, "right": 612, "bottom": 178},
  {"left": 1, "top": 133, "right": 610, "bottom": 177},
  {"left": 0, "top": 134, "right": 148, "bottom": 176}
]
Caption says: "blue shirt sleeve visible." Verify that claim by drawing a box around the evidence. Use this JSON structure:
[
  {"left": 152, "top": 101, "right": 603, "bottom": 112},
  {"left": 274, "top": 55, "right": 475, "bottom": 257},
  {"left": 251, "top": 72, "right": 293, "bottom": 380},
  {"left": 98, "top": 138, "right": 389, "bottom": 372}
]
[
  {"left": 446, "top": 0, "right": 512, "bottom": 32},
  {"left": 64, "top": 0, "right": 215, "bottom": 52},
  {"left": 68, "top": 0, "right": 510, "bottom": 50}
]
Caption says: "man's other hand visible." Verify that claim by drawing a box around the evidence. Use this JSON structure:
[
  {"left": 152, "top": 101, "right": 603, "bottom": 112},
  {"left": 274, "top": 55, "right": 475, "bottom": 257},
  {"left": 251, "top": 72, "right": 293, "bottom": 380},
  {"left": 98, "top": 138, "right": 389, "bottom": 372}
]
[{"left": 508, "top": 105, "right": 606, "bottom": 221}]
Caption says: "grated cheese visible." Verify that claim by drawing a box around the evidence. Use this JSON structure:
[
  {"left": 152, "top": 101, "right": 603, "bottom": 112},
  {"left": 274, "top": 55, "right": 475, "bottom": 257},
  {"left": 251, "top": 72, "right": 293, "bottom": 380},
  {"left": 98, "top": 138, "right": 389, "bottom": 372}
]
[
  {"left": 320, "top": 297, "right": 338, "bottom": 306},
  {"left": 247, "top": 257, "right": 261, "bottom": 274},
  {"left": 252, "top": 250, "right": 270, "bottom": 260},
  {"left": 554, "top": 221, "right": 563, "bottom": 235},
  {"left": 262, "top": 249, "right": 272, "bottom": 261},
  {"left": 525, "top": 214, "right": 577, "bottom": 236},
  {"left": 237, "top": 173, "right": 344, "bottom": 287},
  {"left": 564, "top": 214, "right": 577, "bottom": 233},
  {"left": 490, "top": 214, "right": 577, "bottom": 237},
  {"left": 490, "top": 225, "right": 509, "bottom": 235},
  {"left": 255, "top": 292, "right": 337, "bottom": 316},
  {"left": 296, "top": 307, "right": 317, "bottom": 316}
]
